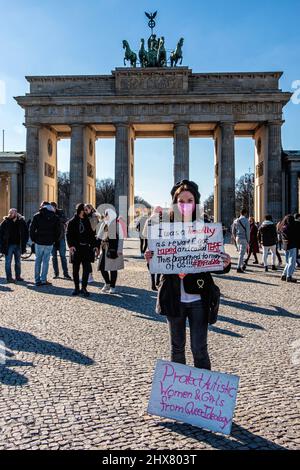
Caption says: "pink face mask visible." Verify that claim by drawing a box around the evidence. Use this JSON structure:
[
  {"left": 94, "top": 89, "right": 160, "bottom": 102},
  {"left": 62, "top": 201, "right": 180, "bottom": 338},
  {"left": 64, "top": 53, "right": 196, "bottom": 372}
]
[{"left": 177, "top": 202, "right": 195, "bottom": 216}]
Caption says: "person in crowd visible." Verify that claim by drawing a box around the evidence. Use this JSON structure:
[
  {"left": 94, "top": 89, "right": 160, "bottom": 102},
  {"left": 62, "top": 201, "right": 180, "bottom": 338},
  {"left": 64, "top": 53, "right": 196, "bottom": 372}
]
[
  {"left": 30, "top": 202, "right": 61, "bottom": 286},
  {"left": 0, "top": 208, "right": 29, "bottom": 283},
  {"left": 244, "top": 216, "right": 260, "bottom": 265},
  {"left": 294, "top": 213, "right": 300, "bottom": 268},
  {"left": 145, "top": 179, "right": 231, "bottom": 370},
  {"left": 84, "top": 204, "right": 102, "bottom": 283},
  {"left": 142, "top": 206, "right": 163, "bottom": 291},
  {"left": 279, "top": 214, "right": 298, "bottom": 283},
  {"left": 96, "top": 208, "right": 124, "bottom": 294},
  {"left": 257, "top": 214, "right": 278, "bottom": 272},
  {"left": 136, "top": 212, "right": 148, "bottom": 256},
  {"left": 232, "top": 209, "right": 250, "bottom": 273},
  {"left": 66, "top": 203, "right": 99, "bottom": 297},
  {"left": 50, "top": 202, "right": 71, "bottom": 280}
]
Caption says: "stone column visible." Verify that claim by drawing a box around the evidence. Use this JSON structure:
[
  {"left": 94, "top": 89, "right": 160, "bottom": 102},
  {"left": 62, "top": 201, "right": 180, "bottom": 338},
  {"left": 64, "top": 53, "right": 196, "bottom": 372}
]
[
  {"left": 267, "top": 120, "right": 283, "bottom": 221},
  {"left": 24, "top": 124, "right": 40, "bottom": 219},
  {"left": 214, "top": 127, "right": 221, "bottom": 222},
  {"left": 219, "top": 121, "right": 235, "bottom": 230},
  {"left": 173, "top": 123, "right": 189, "bottom": 182},
  {"left": 10, "top": 173, "right": 19, "bottom": 210},
  {"left": 0, "top": 174, "right": 10, "bottom": 220},
  {"left": 69, "top": 124, "right": 85, "bottom": 216},
  {"left": 254, "top": 125, "right": 268, "bottom": 223},
  {"left": 115, "top": 123, "right": 134, "bottom": 224},
  {"left": 84, "top": 127, "right": 96, "bottom": 207},
  {"left": 289, "top": 168, "right": 299, "bottom": 214}
]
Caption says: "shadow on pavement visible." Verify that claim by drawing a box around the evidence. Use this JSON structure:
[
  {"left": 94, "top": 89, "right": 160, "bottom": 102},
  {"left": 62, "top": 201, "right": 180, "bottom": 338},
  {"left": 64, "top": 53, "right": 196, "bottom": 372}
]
[
  {"left": 0, "top": 326, "right": 94, "bottom": 386},
  {"left": 221, "top": 298, "right": 299, "bottom": 319},
  {"left": 215, "top": 274, "right": 278, "bottom": 286},
  {"left": 158, "top": 421, "right": 286, "bottom": 450}
]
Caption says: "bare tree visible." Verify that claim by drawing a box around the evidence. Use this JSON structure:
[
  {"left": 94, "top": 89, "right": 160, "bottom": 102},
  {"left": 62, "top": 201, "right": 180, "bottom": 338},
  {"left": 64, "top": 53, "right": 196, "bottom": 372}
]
[
  {"left": 203, "top": 193, "right": 214, "bottom": 220},
  {"left": 96, "top": 178, "right": 115, "bottom": 206},
  {"left": 235, "top": 173, "right": 254, "bottom": 216},
  {"left": 134, "top": 195, "right": 151, "bottom": 209},
  {"left": 57, "top": 172, "right": 70, "bottom": 215}
]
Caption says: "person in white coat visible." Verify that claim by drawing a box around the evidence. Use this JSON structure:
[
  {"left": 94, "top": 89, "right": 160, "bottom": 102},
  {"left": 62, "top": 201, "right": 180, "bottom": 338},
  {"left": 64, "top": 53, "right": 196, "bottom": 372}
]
[{"left": 96, "top": 208, "right": 125, "bottom": 294}]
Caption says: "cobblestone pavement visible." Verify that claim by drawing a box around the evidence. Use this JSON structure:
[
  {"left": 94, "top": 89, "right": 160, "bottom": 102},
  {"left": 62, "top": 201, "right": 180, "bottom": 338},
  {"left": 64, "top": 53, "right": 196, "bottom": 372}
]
[{"left": 0, "top": 239, "right": 299, "bottom": 450}]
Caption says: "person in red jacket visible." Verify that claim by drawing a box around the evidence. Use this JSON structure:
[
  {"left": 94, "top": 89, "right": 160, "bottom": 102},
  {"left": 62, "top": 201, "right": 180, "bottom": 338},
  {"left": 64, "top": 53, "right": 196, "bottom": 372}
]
[{"left": 244, "top": 216, "right": 260, "bottom": 265}]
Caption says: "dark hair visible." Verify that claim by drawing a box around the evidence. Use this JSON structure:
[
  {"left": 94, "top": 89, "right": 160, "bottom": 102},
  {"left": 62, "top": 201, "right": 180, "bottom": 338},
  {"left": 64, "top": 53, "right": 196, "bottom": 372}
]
[
  {"left": 76, "top": 203, "right": 85, "bottom": 215},
  {"left": 265, "top": 214, "right": 273, "bottom": 221},
  {"left": 294, "top": 213, "right": 300, "bottom": 220},
  {"left": 170, "top": 179, "right": 201, "bottom": 222},
  {"left": 240, "top": 208, "right": 247, "bottom": 216},
  {"left": 50, "top": 202, "right": 57, "bottom": 208},
  {"left": 278, "top": 214, "right": 295, "bottom": 231}
]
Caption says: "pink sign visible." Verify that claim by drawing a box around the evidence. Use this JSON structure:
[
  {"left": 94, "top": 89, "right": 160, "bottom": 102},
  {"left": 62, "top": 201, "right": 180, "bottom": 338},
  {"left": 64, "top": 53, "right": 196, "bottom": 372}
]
[{"left": 148, "top": 360, "right": 239, "bottom": 435}]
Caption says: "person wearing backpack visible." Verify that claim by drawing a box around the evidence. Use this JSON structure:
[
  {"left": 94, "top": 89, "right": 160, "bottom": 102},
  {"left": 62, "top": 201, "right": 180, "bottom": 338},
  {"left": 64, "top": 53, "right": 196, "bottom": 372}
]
[
  {"left": 232, "top": 209, "right": 250, "bottom": 273},
  {"left": 144, "top": 179, "right": 231, "bottom": 370},
  {"left": 257, "top": 214, "right": 278, "bottom": 272}
]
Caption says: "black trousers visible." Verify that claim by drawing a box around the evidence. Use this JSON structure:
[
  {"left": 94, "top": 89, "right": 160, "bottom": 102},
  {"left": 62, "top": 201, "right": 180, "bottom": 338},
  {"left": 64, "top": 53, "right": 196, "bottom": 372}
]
[
  {"left": 72, "top": 245, "right": 91, "bottom": 290},
  {"left": 100, "top": 251, "right": 117, "bottom": 288},
  {"left": 140, "top": 238, "right": 147, "bottom": 254},
  {"left": 167, "top": 300, "right": 211, "bottom": 370},
  {"left": 245, "top": 246, "right": 258, "bottom": 263}
]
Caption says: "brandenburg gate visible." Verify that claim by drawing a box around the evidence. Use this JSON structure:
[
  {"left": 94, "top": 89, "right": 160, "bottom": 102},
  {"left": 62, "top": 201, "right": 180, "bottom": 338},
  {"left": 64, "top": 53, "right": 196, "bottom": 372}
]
[{"left": 14, "top": 67, "right": 291, "bottom": 228}]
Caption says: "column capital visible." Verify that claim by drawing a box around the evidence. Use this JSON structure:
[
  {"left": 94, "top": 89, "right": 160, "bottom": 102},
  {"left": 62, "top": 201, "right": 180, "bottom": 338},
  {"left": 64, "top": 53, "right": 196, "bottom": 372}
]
[
  {"left": 174, "top": 122, "right": 190, "bottom": 129},
  {"left": 24, "top": 123, "right": 41, "bottom": 129},
  {"left": 70, "top": 123, "right": 85, "bottom": 129},
  {"left": 267, "top": 119, "right": 284, "bottom": 127},
  {"left": 218, "top": 120, "right": 236, "bottom": 129},
  {"left": 115, "top": 122, "right": 130, "bottom": 129}
]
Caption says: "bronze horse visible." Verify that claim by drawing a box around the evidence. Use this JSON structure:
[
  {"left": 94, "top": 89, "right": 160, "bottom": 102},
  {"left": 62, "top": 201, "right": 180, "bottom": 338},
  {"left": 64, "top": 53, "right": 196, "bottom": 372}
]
[
  {"left": 123, "top": 40, "right": 137, "bottom": 67},
  {"left": 170, "top": 38, "right": 184, "bottom": 67}
]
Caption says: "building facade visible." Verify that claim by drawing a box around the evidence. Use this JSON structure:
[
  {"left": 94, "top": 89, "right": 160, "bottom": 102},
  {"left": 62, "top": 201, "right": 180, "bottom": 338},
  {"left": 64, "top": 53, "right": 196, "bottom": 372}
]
[{"left": 0, "top": 67, "right": 298, "bottom": 224}]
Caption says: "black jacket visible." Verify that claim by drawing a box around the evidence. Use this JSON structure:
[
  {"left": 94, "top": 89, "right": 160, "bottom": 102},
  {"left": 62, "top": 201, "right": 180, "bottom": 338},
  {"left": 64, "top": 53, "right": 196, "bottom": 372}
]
[
  {"left": 281, "top": 222, "right": 298, "bottom": 250},
  {"left": 66, "top": 214, "right": 98, "bottom": 250},
  {"left": 257, "top": 221, "right": 277, "bottom": 246},
  {"left": 0, "top": 215, "right": 29, "bottom": 255},
  {"left": 156, "top": 264, "right": 231, "bottom": 319},
  {"left": 30, "top": 208, "right": 61, "bottom": 246},
  {"left": 295, "top": 220, "right": 300, "bottom": 249},
  {"left": 56, "top": 209, "right": 68, "bottom": 240}
]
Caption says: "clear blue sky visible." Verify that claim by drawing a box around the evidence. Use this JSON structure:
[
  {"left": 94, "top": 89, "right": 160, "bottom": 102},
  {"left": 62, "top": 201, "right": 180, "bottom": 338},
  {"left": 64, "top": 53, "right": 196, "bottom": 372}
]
[{"left": 1, "top": 0, "right": 300, "bottom": 207}]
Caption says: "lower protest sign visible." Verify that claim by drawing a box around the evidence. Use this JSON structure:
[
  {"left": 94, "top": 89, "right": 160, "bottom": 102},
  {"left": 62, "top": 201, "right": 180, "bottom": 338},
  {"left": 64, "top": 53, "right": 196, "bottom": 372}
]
[
  {"left": 148, "top": 360, "right": 239, "bottom": 435},
  {"left": 148, "top": 222, "right": 224, "bottom": 274}
]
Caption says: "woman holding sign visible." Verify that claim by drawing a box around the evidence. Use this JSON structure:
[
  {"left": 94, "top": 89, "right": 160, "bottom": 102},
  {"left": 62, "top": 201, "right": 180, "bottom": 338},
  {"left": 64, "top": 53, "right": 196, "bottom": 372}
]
[{"left": 145, "top": 180, "right": 231, "bottom": 370}]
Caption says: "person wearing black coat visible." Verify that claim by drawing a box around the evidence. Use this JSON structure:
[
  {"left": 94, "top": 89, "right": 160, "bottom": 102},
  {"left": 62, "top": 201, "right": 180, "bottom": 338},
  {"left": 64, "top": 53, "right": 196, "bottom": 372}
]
[
  {"left": 294, "top": 213, "right": 300, "bottom": 267},
  {"left": 145, "top": 180, "right": 231, "bottom": 370},
  {"left": 279, "top": 214, "right": 298, "bottom": 282},
  {"left": 257, "top": 215, "right": 278, "bottom": 272},
  {"left": 66, "top": 203, "right": 99, "bottom": 296},
  {"left": 30, "top": 203, "right": 61, "bottom": 286},
  {"left": 0, "top": 208, "right": 29, "bottom": 282},
  {"left": 50, "top": 202, "right": 71, "bottom": 280}
]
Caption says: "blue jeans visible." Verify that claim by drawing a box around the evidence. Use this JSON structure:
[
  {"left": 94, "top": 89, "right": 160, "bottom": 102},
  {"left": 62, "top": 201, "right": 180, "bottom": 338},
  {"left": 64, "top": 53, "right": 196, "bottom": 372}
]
[
  {"left": 283, "top": 248, "right": 297, "bottom": 278},
  {"left": 52, "top": 238, "right": 69, "bottom": 276},
  {"left": 167, "top": 300, "right": 211, "bottom": 370},
  {"left": 5, "top": 244, "right": 21, "bottom": 280},
  {"left": 35, "top": 244, "right": 53, "bottom": 284}
]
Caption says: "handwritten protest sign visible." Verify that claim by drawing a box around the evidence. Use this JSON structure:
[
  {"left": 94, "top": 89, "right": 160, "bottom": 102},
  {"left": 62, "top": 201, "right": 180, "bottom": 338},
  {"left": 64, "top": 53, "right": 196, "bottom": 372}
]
[
  {"left": 148, "top": 222, "right": 224, "bottom": 274},
  {"left": 148, "top": 360, "right": 239, "bottom": 435}
]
